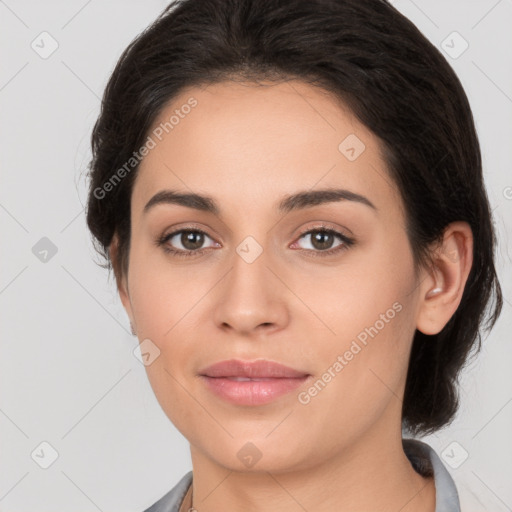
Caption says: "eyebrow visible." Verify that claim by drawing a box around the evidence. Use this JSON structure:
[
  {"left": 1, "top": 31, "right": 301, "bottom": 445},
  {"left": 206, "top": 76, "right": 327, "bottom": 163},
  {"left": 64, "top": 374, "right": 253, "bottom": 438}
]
[{"left": 143, "top": 188, "right": 377, "bottom": 216}]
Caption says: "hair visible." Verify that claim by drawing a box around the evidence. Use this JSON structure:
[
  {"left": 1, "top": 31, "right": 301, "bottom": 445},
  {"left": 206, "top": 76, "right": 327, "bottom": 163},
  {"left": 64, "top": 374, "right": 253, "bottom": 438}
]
[{"left": 85, "top": 0, "right": 503, "bottom": 436}]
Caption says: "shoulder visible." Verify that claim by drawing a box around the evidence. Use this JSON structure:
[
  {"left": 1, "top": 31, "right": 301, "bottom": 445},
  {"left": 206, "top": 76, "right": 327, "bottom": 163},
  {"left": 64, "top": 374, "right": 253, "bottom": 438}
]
[
  {"left": 403, "top": 438, "right": 461, "bottom": 512},
  {"left": 142, "top": 471, "right": 193, "bottom": 512}
]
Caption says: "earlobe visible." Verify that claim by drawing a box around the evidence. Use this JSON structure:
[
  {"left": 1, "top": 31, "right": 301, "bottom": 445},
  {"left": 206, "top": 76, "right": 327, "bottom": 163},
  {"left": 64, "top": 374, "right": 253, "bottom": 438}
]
[{"left": 416, "top": 221, "right": 473, "bottom": 335}]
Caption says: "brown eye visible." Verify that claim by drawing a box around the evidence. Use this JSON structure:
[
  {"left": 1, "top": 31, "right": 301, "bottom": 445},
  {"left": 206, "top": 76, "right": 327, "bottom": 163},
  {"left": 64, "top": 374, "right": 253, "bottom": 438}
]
[
  {"left": 296, "top": 229, "right": 347, "bottom": 252},
  {"left": 179, "top": 231, "right": 206, "bottom": 251},
  {"left": 308, "top": 230, "right": 337, "bottom": 251},
  {"left": 156, "top": 228, "right": 217, "bottom": 257},
  {"left": 292, "top": 226, "right": 355, "bottom": 258}
]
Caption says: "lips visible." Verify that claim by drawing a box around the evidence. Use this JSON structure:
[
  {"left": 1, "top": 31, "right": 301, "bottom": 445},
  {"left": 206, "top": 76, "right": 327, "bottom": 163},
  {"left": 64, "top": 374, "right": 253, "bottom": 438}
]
[
  {"left": 198, "top": 359, "right": 311, "bottom": 406},
  {"left": 199, "top": 359, "right": 309, "bottom": 379}
]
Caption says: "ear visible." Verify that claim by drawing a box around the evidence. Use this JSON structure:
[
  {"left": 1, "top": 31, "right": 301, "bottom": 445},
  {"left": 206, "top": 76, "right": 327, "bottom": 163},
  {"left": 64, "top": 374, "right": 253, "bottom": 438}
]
[
  {"left": 416, "top": 221, "right": 473, "bottom": 335},
  {"left": 109, "top": 233, "right": 135, "bottom": 329}
]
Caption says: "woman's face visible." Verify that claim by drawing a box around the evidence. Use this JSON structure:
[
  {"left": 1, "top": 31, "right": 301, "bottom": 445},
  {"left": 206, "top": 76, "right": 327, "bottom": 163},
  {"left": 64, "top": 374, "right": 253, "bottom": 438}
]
[{"left": 117, "top": 80, "right": 428, "bottom": 471}]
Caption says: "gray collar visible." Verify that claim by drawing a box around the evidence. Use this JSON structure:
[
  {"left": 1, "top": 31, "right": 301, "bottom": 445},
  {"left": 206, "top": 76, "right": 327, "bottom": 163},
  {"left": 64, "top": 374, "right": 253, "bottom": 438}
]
[
  {"left": 403, "top": 438, "right": 461, "bottom": 512},
  {"left": 143, "top": 470, "right": 193, "bottom": 512}
]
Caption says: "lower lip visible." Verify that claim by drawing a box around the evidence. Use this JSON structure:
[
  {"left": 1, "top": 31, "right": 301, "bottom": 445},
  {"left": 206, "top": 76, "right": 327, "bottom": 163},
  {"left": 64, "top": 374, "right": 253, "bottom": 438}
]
[{"left": 200, "top": 375, "right": 310, "bottom": 406}]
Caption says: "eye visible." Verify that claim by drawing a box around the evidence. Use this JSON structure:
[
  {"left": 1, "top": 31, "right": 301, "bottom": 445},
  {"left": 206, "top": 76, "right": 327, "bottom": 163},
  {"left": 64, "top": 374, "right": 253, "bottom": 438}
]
[
  {"left": 291, "top": 224, "right": 355, "bottom": 257},
  {"left": 155, "top": 228, "right": 218, "bottom": 257}
]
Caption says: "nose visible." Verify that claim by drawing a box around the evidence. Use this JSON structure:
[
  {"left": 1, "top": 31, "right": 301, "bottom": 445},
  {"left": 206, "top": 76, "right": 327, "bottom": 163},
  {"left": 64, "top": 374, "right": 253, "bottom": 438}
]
[{"left": 212, "top": 244, "right": 289, "bottom": 336}]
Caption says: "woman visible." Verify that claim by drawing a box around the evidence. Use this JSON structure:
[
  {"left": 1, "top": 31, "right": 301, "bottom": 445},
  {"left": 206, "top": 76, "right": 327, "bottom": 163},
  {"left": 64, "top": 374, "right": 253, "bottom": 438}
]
[{"left": 85, "top": 0, "right": 503, "bottom": 510}]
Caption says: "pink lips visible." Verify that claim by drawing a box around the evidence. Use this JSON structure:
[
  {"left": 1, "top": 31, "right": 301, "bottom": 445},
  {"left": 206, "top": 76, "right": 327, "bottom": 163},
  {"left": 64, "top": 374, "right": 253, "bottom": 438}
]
[{"left": 199, "top": 359, "right": 310, "bottom": 406}]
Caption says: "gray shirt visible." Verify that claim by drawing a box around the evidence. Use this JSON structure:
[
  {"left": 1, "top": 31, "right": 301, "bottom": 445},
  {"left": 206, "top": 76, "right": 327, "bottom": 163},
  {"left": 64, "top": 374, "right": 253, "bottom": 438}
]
[{"left": 143, "top": 438, "right": 461, "bottom": 512}]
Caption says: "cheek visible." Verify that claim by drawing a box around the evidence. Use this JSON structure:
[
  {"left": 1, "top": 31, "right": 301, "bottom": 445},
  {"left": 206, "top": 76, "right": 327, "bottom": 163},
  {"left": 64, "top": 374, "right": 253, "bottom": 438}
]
[
  {"left": 296, "top": 301, "right": 415, "bottom": 443},
  {"left": 142, "top": 357, "right": 203, "bottom": 443},
  {"left": 293, "top": 243, "right": 417, "bottom": 406},
  {"left": 287, "top": 254, "right": 414, "bottom": 354},
  {"left": 127, "top": 245, "right": 211, "bottom": 338},
  {"left": 126, "top": 248, "right": 212, "bottom": 397}
]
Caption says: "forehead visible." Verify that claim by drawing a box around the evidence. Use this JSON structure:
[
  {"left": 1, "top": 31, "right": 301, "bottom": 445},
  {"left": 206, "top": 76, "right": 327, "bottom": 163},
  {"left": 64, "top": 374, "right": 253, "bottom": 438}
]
[{"left": 132, "top": 80, "right": 400, "bottom": 218}]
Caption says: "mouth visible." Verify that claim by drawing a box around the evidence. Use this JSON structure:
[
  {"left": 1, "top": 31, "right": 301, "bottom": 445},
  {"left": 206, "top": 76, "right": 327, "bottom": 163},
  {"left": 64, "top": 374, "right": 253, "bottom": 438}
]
[{"left": 198, "top": 359, "right": 311, "bottom": 406}]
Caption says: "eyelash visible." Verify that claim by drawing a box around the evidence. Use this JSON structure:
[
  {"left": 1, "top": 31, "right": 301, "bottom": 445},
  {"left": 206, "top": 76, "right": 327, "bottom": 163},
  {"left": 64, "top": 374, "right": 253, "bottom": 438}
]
[{"left": 155, "top": 223, "right": 355, "bottom": 259}]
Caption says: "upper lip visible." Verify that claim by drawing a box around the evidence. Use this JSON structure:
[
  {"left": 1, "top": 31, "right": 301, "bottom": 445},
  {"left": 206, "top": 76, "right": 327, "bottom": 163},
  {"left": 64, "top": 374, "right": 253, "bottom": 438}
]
[{"left": 199, "top": 359, "right": 309, "bottom": 378}]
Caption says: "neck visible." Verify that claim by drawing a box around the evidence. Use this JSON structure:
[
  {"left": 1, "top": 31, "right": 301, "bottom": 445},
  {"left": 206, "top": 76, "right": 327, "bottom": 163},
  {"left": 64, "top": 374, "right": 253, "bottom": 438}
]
[{"left": 188, "top": 421, "right": 436, "bottom": 512}]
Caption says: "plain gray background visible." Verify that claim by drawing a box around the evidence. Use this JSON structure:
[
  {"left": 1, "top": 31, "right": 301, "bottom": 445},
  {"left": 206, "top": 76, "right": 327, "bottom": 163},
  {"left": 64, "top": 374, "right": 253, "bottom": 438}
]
[{"left": 1, "top": 1, "right": 511, "bottom": 510}]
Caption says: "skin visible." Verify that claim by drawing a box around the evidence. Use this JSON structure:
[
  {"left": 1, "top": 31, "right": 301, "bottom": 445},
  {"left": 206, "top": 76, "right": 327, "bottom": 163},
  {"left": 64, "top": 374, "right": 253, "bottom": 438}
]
[{"left": 111, "top": 80, "right": 473, "bottom": 512}]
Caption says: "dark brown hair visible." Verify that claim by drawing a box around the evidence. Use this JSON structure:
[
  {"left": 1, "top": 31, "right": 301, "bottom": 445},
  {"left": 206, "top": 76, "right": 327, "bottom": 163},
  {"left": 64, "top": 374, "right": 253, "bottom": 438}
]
[{"left": 85, "top": 0, "right": 503, "bottom": 435}]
